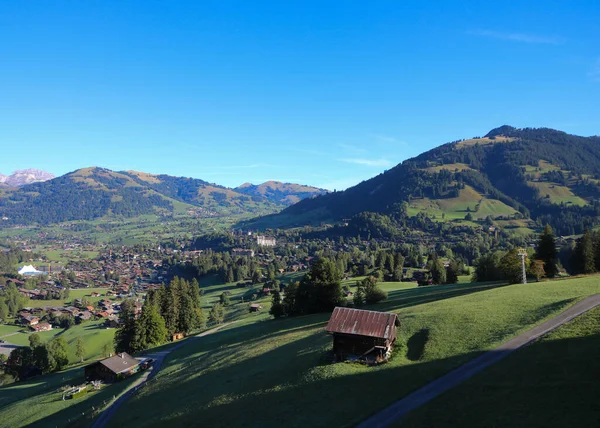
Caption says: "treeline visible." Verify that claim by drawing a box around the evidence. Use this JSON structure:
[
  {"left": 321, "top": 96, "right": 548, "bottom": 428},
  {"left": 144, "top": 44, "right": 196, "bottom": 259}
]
[
  {"left": 3, "top": 334, "right": 69, "bottom": 382},
  {"left": 472, "top": 225, "right": 559, "bottom": 283},
  {"left": 0, "top": 282, "right": 27, "bottom": 321},
  {"left": 114, "top": 277, "right": 204, "bottom": 354},
  {"left": 270, "top": 258, "right": 389, "bottom": 318}
]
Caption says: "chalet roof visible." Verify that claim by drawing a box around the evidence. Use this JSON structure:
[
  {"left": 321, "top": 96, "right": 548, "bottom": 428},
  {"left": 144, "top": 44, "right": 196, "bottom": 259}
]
[
  {"left": 325, "top": 307, "right": 399, "bottom": 340},
  {"left": 98, "top": 352, "right": 139, "bottom": 374}
]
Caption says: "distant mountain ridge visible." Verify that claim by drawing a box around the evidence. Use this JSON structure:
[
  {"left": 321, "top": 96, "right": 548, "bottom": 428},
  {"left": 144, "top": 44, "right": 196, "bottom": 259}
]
[
  {"left": 235, "top": 181, "right": 328, "bottom": 205},
  {"left": 0, "top": 167, "right": 328, "bottom": 225},
  {"left": 245, "top": 126, "right": 600, "bottom": 236},
  {"left": 0, "top": 169, "right": 55, "bottom": 187}
]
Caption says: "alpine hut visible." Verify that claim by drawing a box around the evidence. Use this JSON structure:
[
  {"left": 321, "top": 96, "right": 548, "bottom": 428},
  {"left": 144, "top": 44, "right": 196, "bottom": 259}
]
[{"left": 325, "top": 307, "right": 400, "bottom": 363}]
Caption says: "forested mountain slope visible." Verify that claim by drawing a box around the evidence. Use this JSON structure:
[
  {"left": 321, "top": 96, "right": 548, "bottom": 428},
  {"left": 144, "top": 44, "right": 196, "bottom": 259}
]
[
  {"left": 0, "top": 168, "right": 329, "bottom": 225},
  {"left": 235, "top": 181, "right": 328, "bottom": 205},
  {"left": 247, "top": 126, "right": 600, "bottom": 235}
]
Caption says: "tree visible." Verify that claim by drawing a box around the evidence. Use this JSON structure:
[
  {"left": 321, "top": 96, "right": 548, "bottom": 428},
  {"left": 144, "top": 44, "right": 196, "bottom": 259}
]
[
  {"left": 363, "top": 276, "right": 388, "bottom": 304},
  {"left": 219, "top": 292, "right": 231, "bottom": 306},
  {"left": 28, "top": 333, "right": 42, "bottom": 349},
  {"left": 296, "top": 258, "right": 345, "bottom": 314},
  {"left": 535, "top": 224, "right": 558, "bottom": 277},
  {"left": 445, "top": 260, "right": 460, "bottom": 284},
  {"left": 282, "top": 282, "right": 298, "bottom": 315},
  {"left": 429, "top": 259, "right": 446, "bottom": 285},
  {"left": 102, "top": 341, "right": 114, "bottom": 357},
  {"left": 209, "top": 303, "right": 225, "bottom": 325},
  {"left": 500, "top": 249, "right": 528, "bottom": 284},
  {"left": 132, "top": 304, "right": 168, "bottom": 352},
  {"left": 114, "top": 298, "right": 138, "bottom": 354},
  {"left": 269, "top": 287, "right": 284, "bottom": 318},
  {"left": 574, "top": 229, "right": 595, "bottom": 274},
  {"left": 75, "top": 337, "right": 86, "bottom": 362},
  {"left": 530, "top": 259, "right": 546, "bottom": 281},
  {"left": 0, "top": 299, "right": 8, "bottom": 322},
  {"left": 353, "top": 280, "right": 365, "bottom": 307},
  {"left": 47, "top": 337, "right": 69, "bottom": 371}
]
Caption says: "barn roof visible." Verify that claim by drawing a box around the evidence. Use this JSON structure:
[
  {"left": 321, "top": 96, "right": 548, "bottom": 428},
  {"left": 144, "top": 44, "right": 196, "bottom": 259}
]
[
  {"left": 325, "top": 307, "right": 399, "bottom": 339},
  {"left": 98, "top": 352, "right": 140, "bottom": 374}
]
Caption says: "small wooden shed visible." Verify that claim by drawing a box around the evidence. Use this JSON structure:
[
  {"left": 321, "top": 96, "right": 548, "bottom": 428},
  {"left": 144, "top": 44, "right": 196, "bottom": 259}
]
[{"left": 325, "top": 307, "right": 400, "bottom": 363}]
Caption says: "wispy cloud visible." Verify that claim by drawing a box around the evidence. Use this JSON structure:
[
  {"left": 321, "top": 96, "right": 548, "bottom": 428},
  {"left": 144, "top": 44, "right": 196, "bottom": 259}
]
[
  {"left": 368, "top": 133, "right": 400, "bottom": 144},
  {"left": 338, "top": 143, "right": 367, "bottom": 154},
  {"left": 468, "top": 29, "right": 565, "bottom": 45},
  {"left": 339, "top": 158, "right": 392, "bottom": 167},
  {"left": 589, "top": 59, "right": 600, "bottom": 82}
]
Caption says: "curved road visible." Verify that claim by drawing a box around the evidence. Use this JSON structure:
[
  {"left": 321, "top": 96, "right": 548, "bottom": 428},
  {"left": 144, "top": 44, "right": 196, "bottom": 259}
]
[
  {"left": 358, "top": 293, "right": 600, "bottom": 428},
  {"left": 92, "top": 323, "right": 235, "bottom": 428}
]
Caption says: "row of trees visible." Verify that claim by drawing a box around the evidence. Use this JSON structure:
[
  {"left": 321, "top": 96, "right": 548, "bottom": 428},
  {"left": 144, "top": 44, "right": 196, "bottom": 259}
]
[
  {"left": 115, "top": 277, "right": 205, "bottom": 354},
  {"left": 4, "top": 334, "right": 69, "bottom": 381},
  {"left": 270, "top": 258, "right": 389, "bottom": 318}
]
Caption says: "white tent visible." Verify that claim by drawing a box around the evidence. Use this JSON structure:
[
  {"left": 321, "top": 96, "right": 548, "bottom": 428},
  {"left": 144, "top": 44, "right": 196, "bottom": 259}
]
[{"left": 18, "top": 265, "right": 43, "bottom": 275}]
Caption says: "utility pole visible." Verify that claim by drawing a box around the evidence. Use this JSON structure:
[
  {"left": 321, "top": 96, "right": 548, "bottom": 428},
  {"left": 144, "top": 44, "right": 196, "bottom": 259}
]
[{"left": 518, "top": 248, "right": 527, "bottom": 284}]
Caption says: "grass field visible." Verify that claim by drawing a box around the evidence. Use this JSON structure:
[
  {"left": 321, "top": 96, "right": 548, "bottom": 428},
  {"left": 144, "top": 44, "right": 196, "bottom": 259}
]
[
  {"left": 423, "top": 163, "right": 474, "bottom": 173},
  {"left": 106, "top": 276, "right": 600, "bottom": 428},
  {"left": 528, "top": 181, "right": 587, "bottom": 206},
  {"left": 5, "top": 320, "right": 115, "bottom": 363},
  {"left": 407, "top": 185, "right": 517, "bottom": 221},
  {"left": 400, "top": 304, "right": 600, "bottom": 428}
]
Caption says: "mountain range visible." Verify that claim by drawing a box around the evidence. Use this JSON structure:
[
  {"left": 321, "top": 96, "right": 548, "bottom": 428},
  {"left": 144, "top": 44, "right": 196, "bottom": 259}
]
[
  {"left": 0, "top": 168, "right": 326, "bottom": 225},
  {"left": 246, "top": 126, "right": 600, "bottom": 236},
  {"left": 3, "top": 126, "right": 600, "bottom": 235},
  {"left": 0, "top": 169, "right": 55, "bottom": 187}
]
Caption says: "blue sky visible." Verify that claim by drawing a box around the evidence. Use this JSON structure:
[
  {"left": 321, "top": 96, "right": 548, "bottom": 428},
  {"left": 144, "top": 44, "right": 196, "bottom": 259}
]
[{"left": 1, "top": 1, "right": 599, "bottom": 190}]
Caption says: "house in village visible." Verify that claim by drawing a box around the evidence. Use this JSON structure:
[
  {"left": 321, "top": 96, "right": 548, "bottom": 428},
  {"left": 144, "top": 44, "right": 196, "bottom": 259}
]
[
  {"left": 249, "top": 303, "right": 262, "bottom": 312},
  {"left": 32, "top": 322, "right": 53, "bottom": 332},
  {"left": 20, "top": 315, "right": 39, "bottom": 326},
  {"left": 84, "top": 352, "right": 140, "bottom": 382},
  {"left": 325, "top": 307, "right": 400, "bottom": 363}
]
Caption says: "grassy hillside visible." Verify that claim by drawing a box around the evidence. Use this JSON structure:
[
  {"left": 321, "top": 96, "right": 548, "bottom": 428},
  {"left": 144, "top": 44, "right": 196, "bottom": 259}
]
[
  {"left": 249, "top": 126, "right": 600, "bottom": 236},
  {"left": 400, "top": 304, "right": 600, "bottom": 428},
  {"left": 107, "top": 276, "right": 600, "bottom": 428}
]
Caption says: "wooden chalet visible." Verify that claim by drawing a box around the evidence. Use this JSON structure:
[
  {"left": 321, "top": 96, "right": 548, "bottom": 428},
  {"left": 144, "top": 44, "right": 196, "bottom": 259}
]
[
  {"left": 325, "top": 307, "right": 400, "bottom": 363},
  {"left": 84, "top": 352, "right": 140, "bottom": 382}
]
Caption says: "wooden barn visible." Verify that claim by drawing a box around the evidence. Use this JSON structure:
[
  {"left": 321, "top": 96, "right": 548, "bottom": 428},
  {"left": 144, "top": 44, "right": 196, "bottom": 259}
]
[{"left": 325, "top": 307, "right": 400, "bottom": 363}]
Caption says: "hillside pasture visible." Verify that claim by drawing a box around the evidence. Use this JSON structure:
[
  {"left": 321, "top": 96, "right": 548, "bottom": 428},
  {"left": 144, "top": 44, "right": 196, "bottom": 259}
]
[
  {"left": 400, "top": 304, "right": 600, "bottom": 428},
  {"left": 455, "top": 136, "right": 515, "bottom": 149},
  {"left": 407, "top": 185, "right": 517, "bottom": 221},
  {"left": 423, "top": 163, "right": 474, "bottom": 173},
  {"left": 528, "top": 181, "right": 587, "bottom": 206},
  {"left": 109, "top": 276, "right": 600, "bottom": 428}
]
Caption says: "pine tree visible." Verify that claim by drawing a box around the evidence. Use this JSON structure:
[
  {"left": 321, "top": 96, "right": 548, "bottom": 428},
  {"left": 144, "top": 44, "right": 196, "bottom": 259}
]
[
  {"left": 536, "top": 224, "right": 558, "bottom": 277},
  {"left": 269, "top": 288, "right": 284, "bottom": 318},
  {"left": 132, "top": 304, "right": 168, "bottom": 351},
  {"left": 575, "top": 229, "right": 596, "bottom": 274},
  {"left": 114, "top": 298, "right": 138, "bottom": 354}
]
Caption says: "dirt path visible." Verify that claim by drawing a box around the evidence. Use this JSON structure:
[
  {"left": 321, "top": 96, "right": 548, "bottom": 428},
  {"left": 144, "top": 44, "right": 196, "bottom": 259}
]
[
  {"left": 358, "top": 294, "right": 600, "bottom": 428},
  {"left": 92, "top": 322, "right": 236, "bottom": 428}
]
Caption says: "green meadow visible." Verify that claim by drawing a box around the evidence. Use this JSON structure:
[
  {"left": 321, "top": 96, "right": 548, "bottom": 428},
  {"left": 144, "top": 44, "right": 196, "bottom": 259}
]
[{"left": 108, "top": 276, "right": 600, "bottom": 428}]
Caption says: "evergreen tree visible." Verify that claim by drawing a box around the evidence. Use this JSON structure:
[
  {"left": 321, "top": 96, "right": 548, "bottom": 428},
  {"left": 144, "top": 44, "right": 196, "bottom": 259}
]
[
  {"left": 535, "top": 224, "right": 558, "bottom": 277},
  {"left": 209, "top": 303, "right": 225, "bottom": 325},
  {"left": 114, "top": 298, "right": 138, "bottom": 354},
  {"left": 353, "top": 280, "right": 365, "bottom": 307},
  {"left": 574, "top": 229, "right": 596, "bottom": 274},
  {"left": 445, "top": 260, "right": 460, "bottom": 284},
  {"left": 132, "top": 304, "right": 168, "bottom": 351},
  {"left": 269, "top": 287, "right": 284, "bottom": 318}
]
